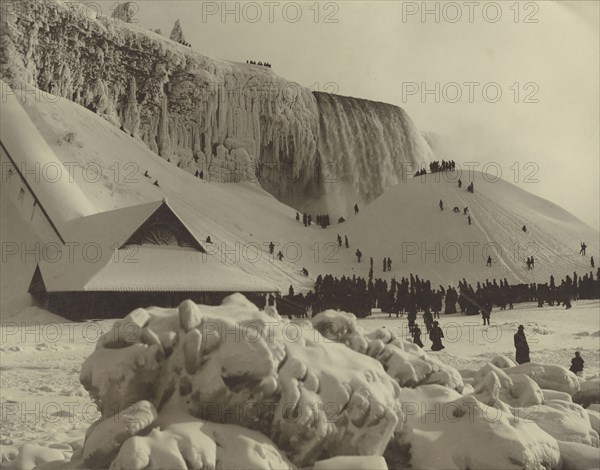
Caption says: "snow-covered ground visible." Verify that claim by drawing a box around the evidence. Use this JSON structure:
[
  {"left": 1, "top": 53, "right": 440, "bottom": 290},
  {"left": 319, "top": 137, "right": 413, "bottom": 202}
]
[
  {"left": 356, "top": 300, "right": 600, "bottom": 381},
  {"left": 0, "top": 300, "right": 598, "bottom": 468}
]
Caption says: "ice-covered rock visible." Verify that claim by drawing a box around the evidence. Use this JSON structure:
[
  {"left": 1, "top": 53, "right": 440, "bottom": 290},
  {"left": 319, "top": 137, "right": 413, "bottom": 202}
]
[
  {"left": 471, "top": 363, "right": 544, "bottom": 409},
  {"left": 313, "top": 455, "right": 387, "bottom": 470},
  {"left": 312, "top": 310, "right": 464, "bottom": 392},
  {"left": 394, "top": 386, "right": 561, "bottom": 470},
  {"left": 527, "top": 399, "right": 599, "bottom": 447},
  {"left": 504, "top": 363, "right": 580, "bottom": 396},
  {"left": 79, "top": 296, "right": 403, "bottom": 468},
  {"left": 557, "top": 440, "right": 600, "bottom": 470}
]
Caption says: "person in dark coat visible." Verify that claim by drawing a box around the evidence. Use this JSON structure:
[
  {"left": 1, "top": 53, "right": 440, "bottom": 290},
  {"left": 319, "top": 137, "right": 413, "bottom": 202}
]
[
  {"left": 592, "top": 257, "right": 595, "bottom": 269},
  {"left": 412, "top": 324, "right": 424, "bottom": 348},
  {"left": 354, "top": 203, "right": 359, "bottom": 215},
  {"left": 514, "top": 325, "right": 530, "bottom": 364},
  {"left": 569, "top": 352, "right": 584, "bottom": 374},
  {"left": 356, "top": 249, "right": 362, "bottom": 263},
  {"left": 439, "top": 200, "right": 444, "bottom": 211},
  {"left": 289, "top": 285, "right": 295, "bottom": 297},
  {"left": 423, "top": 309, "right": 434, "bottom": 334},
  {"left": 344, "top": 235, "right": 349, "bottom": 248},
  {"left": 430, "top": 321, "right": 445, "bottom": 351}
]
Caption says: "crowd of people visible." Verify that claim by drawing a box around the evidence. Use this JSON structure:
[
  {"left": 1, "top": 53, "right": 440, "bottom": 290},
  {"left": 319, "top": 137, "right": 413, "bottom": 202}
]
[
  {"left": 413, "top": 160, "right": 457, "bottom": 177},
  {"left": 247, "top": 60, "right": 272, "bottom": 67},
  {"left": 283, "top": 270, "right": 600, "bottom": 321}
]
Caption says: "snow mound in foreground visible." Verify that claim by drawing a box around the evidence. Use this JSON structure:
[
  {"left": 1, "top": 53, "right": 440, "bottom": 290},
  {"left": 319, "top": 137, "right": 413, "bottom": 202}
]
[{"left": 5, "top": 298, "right": 600, "bottom": 469}]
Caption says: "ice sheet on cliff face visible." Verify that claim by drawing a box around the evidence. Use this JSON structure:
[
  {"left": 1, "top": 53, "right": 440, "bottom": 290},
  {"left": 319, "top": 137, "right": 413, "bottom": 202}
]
[{"left": 1, "top": 0, "right": 432, "bottom": 213}]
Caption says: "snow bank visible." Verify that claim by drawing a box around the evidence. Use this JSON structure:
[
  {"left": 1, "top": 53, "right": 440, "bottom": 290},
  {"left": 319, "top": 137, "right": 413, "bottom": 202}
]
[{"left": 4, "top": 299, "right": 600, "bottom": 469}]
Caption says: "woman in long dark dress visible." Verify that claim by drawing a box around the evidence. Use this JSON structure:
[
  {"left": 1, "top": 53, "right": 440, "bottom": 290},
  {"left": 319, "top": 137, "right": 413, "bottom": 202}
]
[
  {"left": 430, "top": 321, "right": 445, "bottom": 351},
  {"left": 514, "top": 325, "right": 530, "bottom": 364},
  {"left": 412, "top": 324, "right": 424, "bottom": 348}
]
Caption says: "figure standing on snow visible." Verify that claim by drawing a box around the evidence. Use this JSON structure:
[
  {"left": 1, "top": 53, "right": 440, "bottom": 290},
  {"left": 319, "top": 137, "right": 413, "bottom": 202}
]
[
  {"left": 387, "top": 257, "right": 392, "bottom": 271},
  {"left": 345, "top": 235, "right": 349, "bottom": 248},
  {"left": 580, "top": 242, "right": 587, "bottom": 255},
  {"left": 337, "top": 234, "right": 342, "bottom": 247},
  {"left": 383, "top": 258, "right": 387, "bottom": 272},
  {"left": 429, "top": 321, "right": 445, "bottom": 351},
  {"left": 486, "top": 255, "right": 492, "bottom": 267},
  {"left": 439, "top": 200, "right": 444, "bottom": 211},
  {"left": 569, "top": 351, "right": 584, "bottom": 375},
  {"left": 412, "top": 324, "right": 424, "bottom": 348},
  {"left": 458, "top": 179, "right": 462, "bottom": 188},
  {"left": 592, "top": 256, "right": 595, "bottom": 269},
  {"left": 514, "top": 325, "right": 530, "bottom": 364},
  {"left": 354, "top": 203, "right": 359, "bottom": 215},
  {"left": 277, "top": 250, "right": 284, "bottom": 261},
  {"left": 356, "top": 249, "right": 362, "bottom": 263},
  {"left": 482, "top": 308, "right": 491, "bottom": 326},
  {"left": 522, "top": 225, "right": 527, "bottom": 233},
  {"left": 269, "top": 242, "right": 275, "bottom": 255},
  {"left": 467, "top": 182, "right": 474, "bottom": 193},
  {"left": 467, "top": 215, "right": 472, "bottom": 225}
]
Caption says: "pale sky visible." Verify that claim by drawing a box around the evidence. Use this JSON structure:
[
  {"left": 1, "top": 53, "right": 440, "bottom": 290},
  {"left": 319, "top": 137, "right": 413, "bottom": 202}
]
[{"left": 101, "top": 1, "right": 599, "bottom": 230}]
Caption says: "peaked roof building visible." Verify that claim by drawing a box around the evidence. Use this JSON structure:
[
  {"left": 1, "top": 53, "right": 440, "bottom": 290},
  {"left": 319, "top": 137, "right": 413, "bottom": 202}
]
[{"left": 1, "top": 82, "right": 279, "bottom": 319}]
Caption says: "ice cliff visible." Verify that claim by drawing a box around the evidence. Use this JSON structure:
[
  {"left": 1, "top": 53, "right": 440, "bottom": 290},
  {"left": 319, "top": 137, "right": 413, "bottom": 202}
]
[{"left": 0, "top": 0, "right": 432, "bottom": 212}]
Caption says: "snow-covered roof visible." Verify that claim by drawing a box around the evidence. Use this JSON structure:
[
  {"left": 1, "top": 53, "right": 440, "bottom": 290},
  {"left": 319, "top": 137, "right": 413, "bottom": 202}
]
[
  {"left": 0, "top": 81, "right": 96, "bottom": 225},
  {"left": 86, "top": 246, "right": 279, "bottom": 292},
  {"left": 61, "top": 200, "right": 164, "bottom": 247},
  {"left": 37, "top": 245, "right": 279, "bottom": 293},
  {"left": 60, "top": 199, "right": 206, "bottom": 250}
]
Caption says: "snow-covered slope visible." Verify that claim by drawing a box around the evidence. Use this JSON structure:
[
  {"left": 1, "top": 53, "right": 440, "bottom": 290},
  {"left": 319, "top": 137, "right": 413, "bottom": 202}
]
[
  {"left": 1, "top": 86, "right": 597, "bottom": 318},
  {"left": 0, "top": 0, "right": 431, "bottom": 213}
]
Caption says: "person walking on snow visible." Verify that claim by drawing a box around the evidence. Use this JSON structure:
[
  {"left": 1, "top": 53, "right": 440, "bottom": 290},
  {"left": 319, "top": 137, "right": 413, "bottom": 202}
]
[
  {"left": 487, "top": 255, "right": 492, "bottom": 267},
  {"left": 430, "top": 321, "right": 445, "bottom": 351},
  {"left": 439, "top": 200, "right": 444, "bottom": 211},
  {"left": 356, "top": 249, "right": 362, "bottom": 263},
  {"left": 337, "top": 234, "right": 342, "bottom": 247},
  {"left": 580, "top": 242, "right": 587, "bottom": 255},
  {"left": 354, "top": 203, "right": 359, "bottom": 215},
  {"left": 344, "top": 235, "right": 349, "bottom": 248},
  {"left": 412, "top": 324, "right": 424, "bottom": 348}
]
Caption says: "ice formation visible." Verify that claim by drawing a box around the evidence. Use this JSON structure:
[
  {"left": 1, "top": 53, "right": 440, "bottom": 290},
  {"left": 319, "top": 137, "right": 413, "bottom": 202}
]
[
  {"left": 0, "top": 0, "right": 432, "bottom": 212},
  {"left": 6, "top": 297, "right": 592, "bottom": 469}
]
